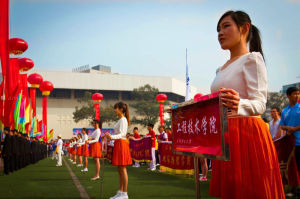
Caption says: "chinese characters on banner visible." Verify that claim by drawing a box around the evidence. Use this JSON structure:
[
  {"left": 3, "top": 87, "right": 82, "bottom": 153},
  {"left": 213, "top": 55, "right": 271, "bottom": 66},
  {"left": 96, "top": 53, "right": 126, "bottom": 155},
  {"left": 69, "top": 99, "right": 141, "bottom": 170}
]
[
  {"left": 160, "top": 142, "right": 194, "bottom": 175},
  {"left": 172, "top": 93, "right": 228, "bottom": 159},
  {"left": 129, "top": 136, "right": 152, "bottom": 162}
]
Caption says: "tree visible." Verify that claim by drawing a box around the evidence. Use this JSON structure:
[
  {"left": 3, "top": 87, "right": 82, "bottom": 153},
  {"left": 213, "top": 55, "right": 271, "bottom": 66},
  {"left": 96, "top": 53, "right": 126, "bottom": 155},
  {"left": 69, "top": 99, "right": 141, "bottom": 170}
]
[
  {"left": 131, "top": 84, "right": 170, "bottom": 127},
  {"left": 262, "top": 92, "right": 289, "bottom": 119},
  {"left": 73, "top": 91, "right": 116, "bottom": 124},
  {"left": 131, "top": 84, "right": 159, "bottom": 127}
]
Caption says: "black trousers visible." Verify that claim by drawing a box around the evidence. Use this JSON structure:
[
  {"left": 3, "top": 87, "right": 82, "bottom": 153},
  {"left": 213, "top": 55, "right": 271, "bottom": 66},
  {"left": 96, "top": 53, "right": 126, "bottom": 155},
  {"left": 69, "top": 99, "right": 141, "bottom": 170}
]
[
  {"left": 295, "top": 146, "right": 300, "bottom": 176},
  {"left": 3, "top": 156, "right": 10, "bottom": 175}
]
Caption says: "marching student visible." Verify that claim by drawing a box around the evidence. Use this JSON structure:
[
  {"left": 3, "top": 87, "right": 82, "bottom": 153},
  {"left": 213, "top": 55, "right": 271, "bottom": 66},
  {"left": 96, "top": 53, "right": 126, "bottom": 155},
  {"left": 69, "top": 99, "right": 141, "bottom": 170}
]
[
  {"left": 80, "top": 128, "right": 89, "bottom": 172},
  {"left": 86, "top": 120, "right": 102, "bottom": 180},
  {"left": 105, "top": 102, "right": 132, "bottom": 199},
  {"left": 76, "top": 133, "right": 83, "bottom": 167},
  {"left": 209, "top": 10, "right": 284, "bottom": 198},
  {"left": 2, "top": 127, "right": 11, "bottom": 175}
]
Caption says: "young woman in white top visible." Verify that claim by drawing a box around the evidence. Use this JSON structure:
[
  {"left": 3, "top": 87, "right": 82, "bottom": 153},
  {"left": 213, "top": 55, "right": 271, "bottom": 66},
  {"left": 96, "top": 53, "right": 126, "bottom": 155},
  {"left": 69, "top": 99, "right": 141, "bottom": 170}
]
[
  {"left": 80, "top": 128, "right": 89, "bottom": 172},
  {"left": 209, "top": 10, "right": 284, "bottom": 199},
  {"left": 76, "top": 134, "right": 83, "bottom": 167},
  {"left": 86, "top": 120, "right": 102, "bottom": 180},
  {"left": 72, "top": 137, "right": 77, "bottom": 164},
  {"left": 68, "top": 139, "right": 73, "bottom": 161},
  {"left": 105, "top": 102, "right": 132, "bottom": 199}
]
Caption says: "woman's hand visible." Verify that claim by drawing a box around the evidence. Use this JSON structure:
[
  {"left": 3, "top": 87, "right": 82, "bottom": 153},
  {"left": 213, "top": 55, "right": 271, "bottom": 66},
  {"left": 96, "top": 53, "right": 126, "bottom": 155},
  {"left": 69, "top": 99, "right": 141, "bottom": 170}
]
[
  {"left": 105, "top": 132, "right": 112, "bottom": 140},
  {"left": 220, "top": 88, "right": 240, "bottom": 112}
]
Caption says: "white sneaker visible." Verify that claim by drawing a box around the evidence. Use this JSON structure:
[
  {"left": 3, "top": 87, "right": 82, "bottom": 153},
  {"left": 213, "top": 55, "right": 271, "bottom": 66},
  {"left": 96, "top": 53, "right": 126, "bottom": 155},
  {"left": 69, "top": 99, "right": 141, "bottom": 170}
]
[
  {"left": 118, "top": 192, "right": 129, "bottom": 199},
  {"left": 109, "top": 190, "right": 121, "bottom": 199},
  {"left": 76, "top": 164, "right": 83, "bottom": 167},
  {"left": 72, "top": 162, "right": 76, "bottom": 165},
  {"left": 150, "top": 168, "right": 156, "bottom": 171},
  {"left": 81, "top": 168, "right": 88, "bottom": 172},
  {"left": 90, "top": 176, "right": 99, "bottom": 181}
]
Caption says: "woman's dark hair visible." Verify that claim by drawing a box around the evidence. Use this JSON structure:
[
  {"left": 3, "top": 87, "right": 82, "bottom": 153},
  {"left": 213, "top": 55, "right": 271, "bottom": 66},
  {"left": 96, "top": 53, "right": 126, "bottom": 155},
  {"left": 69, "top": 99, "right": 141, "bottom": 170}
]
[
  {"left": 217, "top": 10, "right": 264, "bottom": 59},
  {"left": 114, "top": 102, "right": 130, "bottom": 125},
  {"left": 82, "top": 128, "right": 87, "bottom": 134},
  {"left": 92, "top": 119, "right": 103, "bottom": 129},
  {"left": 133, "top": 127, "right": 138, "bottom": 130}
]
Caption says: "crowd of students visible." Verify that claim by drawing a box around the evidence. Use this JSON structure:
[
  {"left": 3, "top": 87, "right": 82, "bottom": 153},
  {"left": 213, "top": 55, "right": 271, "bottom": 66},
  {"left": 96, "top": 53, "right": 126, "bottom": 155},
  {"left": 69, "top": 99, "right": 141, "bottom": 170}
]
[{"left": 0, "top": 127, "right": 48, "bottom": 175}]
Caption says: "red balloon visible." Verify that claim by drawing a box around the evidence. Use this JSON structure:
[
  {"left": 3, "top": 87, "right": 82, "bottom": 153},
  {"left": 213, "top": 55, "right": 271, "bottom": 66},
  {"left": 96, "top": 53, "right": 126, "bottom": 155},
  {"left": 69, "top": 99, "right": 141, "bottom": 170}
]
[
  {"left": 9, "top": 38, "right": 28, "bottom": 55},
  {"left": 194, "top": 93, "right": 203, "bottom": 102},
  {"left": 28, "top": 73, "right": 43, "bottom": 87},
  {"left": 92, "top": 93, "right": 104, "bottom": 101},
  {"left": 39, "top": 81, "right": 54, "bottom": 96},
  {"left": 18, "top": 58, "right": 34, "bottom": 72},
  {"left": 156, "top": 94, "right": 167, "bottom": 103}
]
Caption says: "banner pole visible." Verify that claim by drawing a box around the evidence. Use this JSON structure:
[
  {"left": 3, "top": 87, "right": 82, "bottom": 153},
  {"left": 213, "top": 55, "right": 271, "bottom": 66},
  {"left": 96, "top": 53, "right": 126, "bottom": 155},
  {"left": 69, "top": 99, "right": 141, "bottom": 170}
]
[{"left": 194, "top": 157, "right": 201, "bottom": 199}]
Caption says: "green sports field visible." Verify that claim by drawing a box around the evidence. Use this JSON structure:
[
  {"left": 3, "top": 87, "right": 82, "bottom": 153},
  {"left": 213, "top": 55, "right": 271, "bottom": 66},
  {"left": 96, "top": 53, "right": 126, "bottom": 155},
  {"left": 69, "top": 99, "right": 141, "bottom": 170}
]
[{"left": 0, "top": 157, "right": 217, "bottom": 199}]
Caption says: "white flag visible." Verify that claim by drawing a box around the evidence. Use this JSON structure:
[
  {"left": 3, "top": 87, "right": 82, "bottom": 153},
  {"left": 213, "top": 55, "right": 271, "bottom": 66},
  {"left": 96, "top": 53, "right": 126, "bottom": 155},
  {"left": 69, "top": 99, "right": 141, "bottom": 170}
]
[{"left": 185, "top": 48, "right": 191, "bottom": 101}]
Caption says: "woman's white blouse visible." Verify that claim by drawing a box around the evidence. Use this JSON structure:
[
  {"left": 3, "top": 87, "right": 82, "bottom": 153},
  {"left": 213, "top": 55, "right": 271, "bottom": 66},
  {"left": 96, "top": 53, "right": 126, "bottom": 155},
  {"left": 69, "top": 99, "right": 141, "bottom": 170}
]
[
  {"left": 89, "top": 129, "right": 101, "bottom": 144},
  {"left": 210, "top": 52, "right": 267, "bottom": 116},
  {"left": 80, "top": 134, "right": 88, "bottom": 146},
  {"left": 111, "top": 117, "right": 128, "bottom": 140}
]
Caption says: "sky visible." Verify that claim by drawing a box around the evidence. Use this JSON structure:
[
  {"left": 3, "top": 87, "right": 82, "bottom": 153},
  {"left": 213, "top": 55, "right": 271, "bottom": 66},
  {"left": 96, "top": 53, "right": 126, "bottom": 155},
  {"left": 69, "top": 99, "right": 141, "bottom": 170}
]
[{"left": 8, "top": 0, "right": 300, "bottom": 94}]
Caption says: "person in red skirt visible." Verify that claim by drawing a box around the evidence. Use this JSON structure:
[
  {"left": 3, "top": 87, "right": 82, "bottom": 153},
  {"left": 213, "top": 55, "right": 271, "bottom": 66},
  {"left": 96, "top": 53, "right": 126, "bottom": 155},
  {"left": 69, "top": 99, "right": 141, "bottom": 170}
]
[
  {"left": 105, "top": 102, "right": 132, "bottom": 199},
  {"left": 72, "top": 137, "right": 78, "bottom": 165},
  {"left": 209, "top": 10, "right": 285, "bottom": 198},
  {"left": 86, "top": 120, "right": 102, "bottom": 180},
  {"left": 76, "top": 133, "right": 83, "bottom": 167},
  {"left": 80, "top": 128, "right": 89, "bottom": 172}
]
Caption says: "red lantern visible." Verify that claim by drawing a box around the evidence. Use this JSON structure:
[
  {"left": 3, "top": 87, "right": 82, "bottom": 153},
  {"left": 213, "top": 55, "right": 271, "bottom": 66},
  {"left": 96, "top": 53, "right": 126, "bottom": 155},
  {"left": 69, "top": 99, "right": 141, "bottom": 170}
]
[
  {"left": 18, "top": 58, "right": 34, "bottom": 72},
  {"left": 9, "top": 38, "right": 28, "bottom": 55},
  {"left": 156, "top": 94, "right": 167, "bottom": 126},
  {"left": 28, "top": 73, "right": 43, "bottom": 88},
  {"left": 194, "top": 93, "right": 203, "bottom": 102},
  {"left": 39, "top": 81, "right": 54, "bottom": 96},
  {"left": 92, "top": 93, "right": 104, "bottom": 102},
  {"left": 92, "top": 93, "right": 103, "bottom": 121},
  {"left": 156, "top": 94, "right": 167, "bottom": 103}
]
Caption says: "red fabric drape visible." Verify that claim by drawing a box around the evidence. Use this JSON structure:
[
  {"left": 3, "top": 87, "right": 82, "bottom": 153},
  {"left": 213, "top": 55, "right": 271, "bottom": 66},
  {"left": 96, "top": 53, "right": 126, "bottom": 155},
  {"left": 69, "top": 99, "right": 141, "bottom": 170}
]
[
  {"left": 4, "top": 58, "right": 20, "bottom": 129},
  {"left": 0, "top": 0, "right": 9, "bottom": 127},
  {"left": 159, "top": 103, "right": 164, "bottom": 126},
  {"left": 42, "top": 96, "right": 47, "bottom": 127},
  {"left": 30, "top": 88, "right": 36, "bottom": 117},
  {"left": 0, "top": 82, "right": 3, "bottom": 123},
  {"left": 19, "top": 74, "right": 29, "bottom": 108},
  {"left": 0, "top": 0, "right": 8, "bottom": 78},
  {"left": 94, "top": 103, "right": 100, "bottom": 121}
]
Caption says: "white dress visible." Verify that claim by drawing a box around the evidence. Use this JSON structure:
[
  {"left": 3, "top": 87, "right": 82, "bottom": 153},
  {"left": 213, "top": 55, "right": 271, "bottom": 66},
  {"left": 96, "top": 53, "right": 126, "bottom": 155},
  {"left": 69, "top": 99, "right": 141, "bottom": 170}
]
[{"left": 210, "top": 52, "right": 267, "bottom": 116}]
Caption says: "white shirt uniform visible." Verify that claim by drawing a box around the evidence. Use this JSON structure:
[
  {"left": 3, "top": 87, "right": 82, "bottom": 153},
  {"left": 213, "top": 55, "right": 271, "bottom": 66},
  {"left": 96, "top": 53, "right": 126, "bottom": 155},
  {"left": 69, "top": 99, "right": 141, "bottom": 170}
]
[
  {"left": 111, "top": 117, "right": 128, "bottom": 140},
  {"left": 269, "top": 119, "right": 281, "bottom": 139},
  {"left": 211, "top": 52, "right": 267, "bottom": 116},
  {"left": 57, "top": 139, "right": 63, "bottom": 151},
  {"left": 79, "top": 134, "right": 88, "bottom": 146},
  {"left": 89, "top": 129, "right": 101, "bottom": 144}
]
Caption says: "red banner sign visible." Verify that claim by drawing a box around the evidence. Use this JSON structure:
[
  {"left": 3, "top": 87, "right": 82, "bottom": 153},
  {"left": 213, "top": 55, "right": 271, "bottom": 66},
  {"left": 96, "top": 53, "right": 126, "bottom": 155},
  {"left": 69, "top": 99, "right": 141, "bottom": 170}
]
[
  {"left": 274, "top": 135, "right": 300, "bottom": 186},
  {"left": 160, "top": 142, "right": 194, "bottom": 175},
  {"left": 129, "top": 136, "right": 152, "bottom": 162},
  {"left": 172, "top": 92, "right": 229, "bottom": 160}
]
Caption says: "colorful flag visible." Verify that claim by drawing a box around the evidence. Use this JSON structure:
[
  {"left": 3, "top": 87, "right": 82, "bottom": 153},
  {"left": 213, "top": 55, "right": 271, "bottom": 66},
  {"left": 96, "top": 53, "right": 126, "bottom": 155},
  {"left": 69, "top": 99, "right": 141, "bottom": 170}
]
[{"left": 14, "top": 90, "right": 22, "bottom": 129}]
